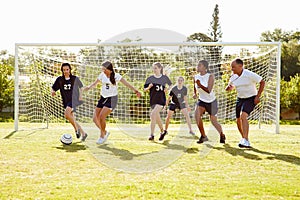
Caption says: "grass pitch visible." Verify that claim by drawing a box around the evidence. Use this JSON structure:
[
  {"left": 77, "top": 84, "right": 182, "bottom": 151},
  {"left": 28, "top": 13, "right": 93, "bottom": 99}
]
[{"left": 0, "top": 122, "right": 299, "bottom": 199}]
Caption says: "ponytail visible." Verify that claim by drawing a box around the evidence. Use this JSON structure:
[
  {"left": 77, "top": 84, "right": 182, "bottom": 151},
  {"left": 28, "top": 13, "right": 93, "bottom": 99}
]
[{"left": 102, "top": 60, "right": 116, "bottom": 85}]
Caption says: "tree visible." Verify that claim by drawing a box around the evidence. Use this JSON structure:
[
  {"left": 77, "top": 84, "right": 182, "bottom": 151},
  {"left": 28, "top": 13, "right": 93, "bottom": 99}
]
[
  {"left": 280, "top": 75, "right": 300, "bottom": 118},
  {"left": 260, "top": 28, "right": 300, "bottom": 80},
  {"left": 0, "top": 50, "right": 14, "bottom": 112},
  {"left": 187, "top": 4, "right": 223, "bottom": 77},
  {"left": 208, "top": 4, "right": 223, "bottom": 42}
]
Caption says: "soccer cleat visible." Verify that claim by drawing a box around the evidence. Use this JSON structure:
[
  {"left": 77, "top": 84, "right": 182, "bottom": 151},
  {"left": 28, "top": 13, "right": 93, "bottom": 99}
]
[
  {"left": 159, "top": 130, "right": 168, "bottom": 141},
  {"left": 197, "top": 135, "right": 208, "bottom": 144},
  {"left": 220, "top": 134, "right": 226, "bottom": 144},
  {"left": 96, "top": 137, "right": 105, "bottom": 145},
  {"left": 189, "top": 131, "right": 195, "bottom": 136},
  {"left": 148, "top": 135, "right": 154, "bottom": 141},
  {"left": 81, "top": 133, "right": 88, "bottom": 142},
  {"left": 75, "top": 129, "right": 81, "bottom": 139}
]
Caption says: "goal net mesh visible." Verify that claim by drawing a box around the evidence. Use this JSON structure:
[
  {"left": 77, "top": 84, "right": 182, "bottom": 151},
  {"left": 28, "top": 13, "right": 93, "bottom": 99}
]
[{"left": 15, "top": 43, "right": 279, "bottom": 133}]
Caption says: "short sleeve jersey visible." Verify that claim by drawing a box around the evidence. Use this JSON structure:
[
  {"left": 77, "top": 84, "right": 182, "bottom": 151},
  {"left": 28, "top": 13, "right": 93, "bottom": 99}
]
[
  {"left": 52, "top": 75, "right": 83, "bottom": 107},
  {"left": 169, "top": 85, "right": 187, "bottom": 108},
  {"left": 144, "top": 75, "right": 172, "bottom": 107},
  {"left": 229, "top": 69, "right": 262, "bottom": 98},
  {"left": 97, "top": 72, "right": 122, "bottom": 98},
  {"left": 194, "top": 73, "right": 216, "bottom": 103}
]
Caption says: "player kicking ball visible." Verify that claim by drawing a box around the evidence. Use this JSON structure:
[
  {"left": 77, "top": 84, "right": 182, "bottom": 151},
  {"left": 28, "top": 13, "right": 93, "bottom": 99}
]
[{"left": 51, "top": 63, "right": 88, "bottom": 142}]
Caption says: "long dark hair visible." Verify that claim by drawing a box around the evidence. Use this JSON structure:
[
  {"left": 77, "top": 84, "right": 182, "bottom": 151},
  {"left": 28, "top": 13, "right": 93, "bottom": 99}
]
[
  {"left": 102, "top": 60, "right": 116, "bottom": 85},
  {"left": 61, "top": 63, "right": 72, "bottom": 77},
  {"left": 153, "top": 62, "right": 163, "bottom": 74}
]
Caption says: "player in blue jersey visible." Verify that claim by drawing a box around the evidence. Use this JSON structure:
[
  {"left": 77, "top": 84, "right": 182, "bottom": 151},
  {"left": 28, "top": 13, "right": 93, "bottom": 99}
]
[
  {"left": 144, "top": 62, "right": 172, "bottom": 141},
  {"left": 84, "top": 61, "right": 141, "bottom": 144},
  {"left": 51, "top": 63, "right": 88, "bottom": 141},
  {"left": 159, "top": 76, "right": 195, "bottom": 141}
]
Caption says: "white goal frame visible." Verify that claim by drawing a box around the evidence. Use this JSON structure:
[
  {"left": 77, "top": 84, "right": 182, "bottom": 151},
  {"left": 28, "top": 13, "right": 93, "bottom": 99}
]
[{"left": 14, "top": 42, "right": 281, "bottom": 133}]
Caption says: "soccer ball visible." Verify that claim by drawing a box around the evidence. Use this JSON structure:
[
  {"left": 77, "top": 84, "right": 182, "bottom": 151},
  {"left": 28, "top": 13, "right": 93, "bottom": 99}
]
[{"left": 60, "top": 133, "right": 73, "bottom": 145}]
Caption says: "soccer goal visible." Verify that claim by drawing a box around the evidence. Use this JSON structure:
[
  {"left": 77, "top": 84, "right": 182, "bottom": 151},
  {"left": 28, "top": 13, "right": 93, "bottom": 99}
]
[{"left": 14, "top": 42, "right": 281, "bottom": 133}]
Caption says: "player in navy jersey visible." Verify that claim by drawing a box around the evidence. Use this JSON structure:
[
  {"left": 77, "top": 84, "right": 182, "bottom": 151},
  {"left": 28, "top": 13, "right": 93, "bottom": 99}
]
[
  {"left": 194, "top": 60, "right": 225, "bottom": 144},
  {"left": 84, "top": 61, "right": 141, "bottom": 144},
  {"left": 51, "top": 63, "right": 88, "bottom": 141},
  {"left": 159, "top": 76, "right": 195, "bottom": 141},
  {"left": 144, "top": 62, "right": 172, "bottom": 141}
]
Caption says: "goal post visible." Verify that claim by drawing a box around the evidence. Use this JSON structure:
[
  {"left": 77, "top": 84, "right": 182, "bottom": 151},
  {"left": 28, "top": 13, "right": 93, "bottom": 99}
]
[{"left": 14, "top": 42, "right": 281, "bottom": 133}]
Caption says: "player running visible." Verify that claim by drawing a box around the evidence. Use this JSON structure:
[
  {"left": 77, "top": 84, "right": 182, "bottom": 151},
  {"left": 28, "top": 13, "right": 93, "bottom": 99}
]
[
  {"left": 51, "top": 63, "right": 88, "bottom": 141},
  {"left": 144, "top": 62, "right": 172, "bottom": 141},
  {"left": 159, "top": 76, "right": 195, "bottom": 141},
  {"left": 194, "top": 60, "right": 226, "bottom": 144},
  {"left": 84, "top": 60, "right": 141, "bottom": 145}
]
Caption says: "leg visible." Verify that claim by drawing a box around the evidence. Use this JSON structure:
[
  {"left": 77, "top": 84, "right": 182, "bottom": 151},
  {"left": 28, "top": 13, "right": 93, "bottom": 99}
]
[
  {"left": 236, "top": 117, "right": 244, "bottom": 138},
  {"left": 93, "top": 107, "right": 102, "bottom": 130},
  {"left": 150, "top": 105, "right": 163, "bottom": 136},
  {"left": 181, "top": 108, "right": 193, "bottom": 133},
  {"left": 240, "top": 112, "right": 249, "bottom": 140},
  {"left": 156, "top": 111, "right": 164, "bottom": 133},
  {"left": 195, "top": 106, "right": 206, "bottom": 137},
  {"left": 64, "top": 107, "right": 77, "bottom": 131},
  {"left": 210, "top": 115, "right": 224, "bottom": 135},
  {"left": 165, "top": 109, "right": 174, "bottom": 131},
  {"left": 210, "top": 115, "right": 226, "bottom": 143},
  {"left": 99, "top": 107, "right": 112, "bottom": 138}
]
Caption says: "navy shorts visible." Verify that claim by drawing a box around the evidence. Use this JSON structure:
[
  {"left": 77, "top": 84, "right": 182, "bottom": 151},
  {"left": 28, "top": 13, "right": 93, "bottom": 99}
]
[
  {"left": 236, "top": 96, "right": 256, "bottom": 118},
  {"left": 197, "top": 99, "right": 218, "bottom": 116},
  {"left": 169, "top": 103, "right": 186, "bottom": 111},
  {"left": 97, "top": 95, "right": 118, "bottom": 110}
]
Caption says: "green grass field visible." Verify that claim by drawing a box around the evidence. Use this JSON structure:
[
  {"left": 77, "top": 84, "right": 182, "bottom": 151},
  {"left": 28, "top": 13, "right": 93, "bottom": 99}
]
[{"left": 0, "top": 122, "right": 299, "bottom": 199}]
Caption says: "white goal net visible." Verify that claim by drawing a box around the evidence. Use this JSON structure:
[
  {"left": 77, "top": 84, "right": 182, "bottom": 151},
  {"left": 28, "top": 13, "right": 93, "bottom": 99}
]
[{"left": 14, "top": 42, "right": 280, "bottom": 133}]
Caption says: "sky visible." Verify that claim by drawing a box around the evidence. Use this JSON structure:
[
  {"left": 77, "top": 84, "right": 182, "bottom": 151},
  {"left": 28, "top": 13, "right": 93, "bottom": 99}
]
[{"left": 1, "top": 0, "right": 299, "bottom": 53}]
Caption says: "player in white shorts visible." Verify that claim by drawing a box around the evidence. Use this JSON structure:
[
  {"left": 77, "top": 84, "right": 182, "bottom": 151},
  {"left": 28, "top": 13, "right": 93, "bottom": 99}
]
[
  {"left": 226, "top": 58, "right": 265, "bottom": 148},
  {"left": 84, "top": 61, "right": 141, "bottom": 144}
]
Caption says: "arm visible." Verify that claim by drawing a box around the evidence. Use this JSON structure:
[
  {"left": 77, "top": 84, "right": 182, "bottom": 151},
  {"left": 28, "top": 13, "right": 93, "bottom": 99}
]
[
  {"left": 195, "top": 74, "right": 214, "bottom": 94},
  {"left": 120, "top": 78, "right": 141, "bottom": 98},
  {"left": 225, "top": 84, "right": 234, "bottom": 91},
  {"left": 51, "top": 89, "right": 56, "bottom": 96},
  {"left": 193, "top": 78, "right": 198, "bottom": 99},
  {"left": 83, "top": 79, "right": 100, "bottom": 91},
  {"left": 144, "top": 83, "right": 153, "bottom": 92},
  {"left": 254, "top": 79, "right": 265, "bottom": 104},
  {"left": 78, "top": 87, "right": 83, "bottom": 101},
  {"left": 165, "top": 95, "right": 172, "bottom": 108}
]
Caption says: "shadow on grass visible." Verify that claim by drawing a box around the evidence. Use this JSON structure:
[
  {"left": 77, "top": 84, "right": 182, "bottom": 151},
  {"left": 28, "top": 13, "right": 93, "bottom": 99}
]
[
  {"left": 98, "top": 144, "right": 158, "bottom": 160},
  {"left": 208, "top": 143, "right": 300, "bottom": 165},
  {"left": 54, "top": 141, "right": 87, "bottom": 152},
  {"left": 3, "top": 131, "right": 17, "bottom": 139},
  {"left": 3, "top": 128, "right": 47, "bottom": 139},
  {"left": 160, "top": 140, "right": 199, "bottom": 154}
]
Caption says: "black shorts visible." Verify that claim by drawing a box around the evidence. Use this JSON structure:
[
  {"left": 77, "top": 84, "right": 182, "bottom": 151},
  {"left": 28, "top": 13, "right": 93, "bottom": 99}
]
[
  {"left": 63, "top": 100, "right": 83, "bottom": 112},
  {"left": 169, "top": 103, "right": 186, "bottom": 111},
  {"left": 197, "top": 99, "right": 218, "bottom": 116},
  {"left": 64, "top": 101, "right": 76, "bottom": 112},
  {"left": 97, "top": 95, "right": 118, "bottom": 110},
  {"left": 236, "top": 96, "right": 256, "bottom": 118}
]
